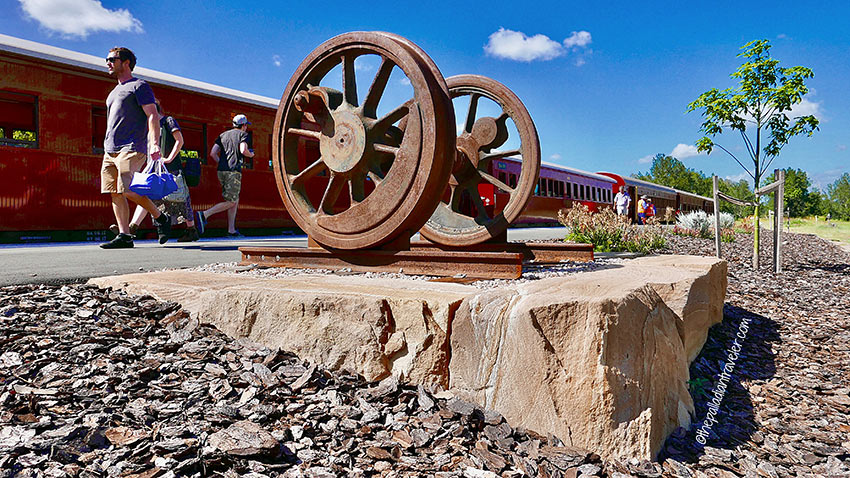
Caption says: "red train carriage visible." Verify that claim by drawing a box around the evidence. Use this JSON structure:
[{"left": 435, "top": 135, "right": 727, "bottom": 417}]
[
  {"left": 0, "top": 34, "right": 291, "bottom": 243},
  {"left": 483, "top": 158, "right": 616, "bottom": 224}
]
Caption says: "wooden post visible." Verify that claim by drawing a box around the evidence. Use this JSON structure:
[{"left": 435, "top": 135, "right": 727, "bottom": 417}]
[
  {"left": 774, "top": 169, "right": 784, "bottom": 273},
  {"left": 713, "top": 175, "right": 721, "bottom": 258}
]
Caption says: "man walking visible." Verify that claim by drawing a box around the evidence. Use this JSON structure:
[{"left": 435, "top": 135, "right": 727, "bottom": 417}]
[
  {"left": 614, "top": 186, "right": 631, "bottom": 217},
  {"left": 196, "top": 114, "right": 254, "bottom": 237},
  {"left": 100, "top": 47, "right": 171, "bottom": 248}
]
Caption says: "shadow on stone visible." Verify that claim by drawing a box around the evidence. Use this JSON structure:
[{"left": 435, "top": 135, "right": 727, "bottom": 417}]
[{"left": 659, "top": 303, "right": 780, "bottom": 464}]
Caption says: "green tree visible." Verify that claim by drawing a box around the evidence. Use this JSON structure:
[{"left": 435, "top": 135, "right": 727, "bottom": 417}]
[
  {"left": 634, "top": 154, "right": 712, "bottom": 197},
  {"left": 764, "top": 168, "right": 817, "bottom": 217},
  {"left": 827, "top": 173, "right": 850, "bottom": 220},
  {"left": 688, "top": 39, "right": 819, "bottom": 268}
]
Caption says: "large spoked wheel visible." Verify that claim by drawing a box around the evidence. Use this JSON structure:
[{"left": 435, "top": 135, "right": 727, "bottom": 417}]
[
  {"left": 419, "top": 75, "right": 541, "bottom": 246},
  {"left": 272, "top": 32, "right": 455, "bottom": 249}
]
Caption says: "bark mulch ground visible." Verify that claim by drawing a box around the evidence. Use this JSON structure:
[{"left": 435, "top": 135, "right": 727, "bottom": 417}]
[{"left": 0, "top": 230, "right": 848, "bottom": 477}]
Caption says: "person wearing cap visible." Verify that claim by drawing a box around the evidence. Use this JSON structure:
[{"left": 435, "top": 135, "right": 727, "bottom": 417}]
[
  {"left": 196, "top": 114, "right": 254, "bottom": 237},
  {"left": 637, "top": 195, "right": 649, "bottom": 224}
]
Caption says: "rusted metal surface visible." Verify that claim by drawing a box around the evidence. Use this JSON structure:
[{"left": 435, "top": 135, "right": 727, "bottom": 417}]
[
  {"left": 272, "top": 32, "right": 455, "bottom": 250},
  {"left": 420, "top": 75, "right": 541, "bottom": 247},
  {"left": 239, "top": 247, "right": 523, "bottom": 279},
  {"left": 410, "top": 241, "right": 594, "bottom": 263}
]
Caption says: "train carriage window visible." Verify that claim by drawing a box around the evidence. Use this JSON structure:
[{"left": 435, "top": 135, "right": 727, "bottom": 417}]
[
  {"left": 499, "top": 171, "right": 507, "bottom": 184},
  {"left": 177, "top": 119, "right": 207, "bottom": 164},
  {"left": 573, "top": 183, "right": 578, "bottom": 199},
  {"left": 538, "top": 177, "right": 546, "bottom": 196},
  {"left": 509, "top": 173, "right": 517, "bottom": 188},
  {"left": 91, "top": 106, "right": 106, "bottom": 154},
  {"left": 0, "top": 91, "right": 38, "bottom": 148},
  {"left": 565, "top": 182, "right": 571, "bottom": 198},
  {"left": 547, "top": 178, "right": 554, "bottom": 197}
]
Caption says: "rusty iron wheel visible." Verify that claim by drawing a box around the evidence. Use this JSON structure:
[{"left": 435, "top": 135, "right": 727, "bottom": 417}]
[
  {"left": 419, "top": 74, "right": 541, "bottom": 246},
  {"left": 272, "top": 32, "right": 455, "bottom": 250}
]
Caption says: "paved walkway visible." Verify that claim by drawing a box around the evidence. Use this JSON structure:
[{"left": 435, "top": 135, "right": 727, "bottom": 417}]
[{"left": 0, "top": 227, "right": 569, "bottom": 286}]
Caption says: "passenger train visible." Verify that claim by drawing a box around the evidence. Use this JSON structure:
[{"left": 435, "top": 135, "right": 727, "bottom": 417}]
[{"left": 0, "top": 34, "right": 712, "bottom": 243}]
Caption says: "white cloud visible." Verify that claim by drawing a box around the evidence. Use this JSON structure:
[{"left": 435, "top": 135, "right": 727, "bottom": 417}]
[
  {"left": 837, "top": 144, "right": 847, "bottom": 152},
  {"left": 725, "top": 173, "right": 752, "bottom": 185},
  {"left": 563, "top": 30, "right": 592, "bottom": 48},
  {"left": 777, "top": 33, "right": 788, "bottom": 39},
  {"left": 18, "top": 0, "right": 143, "bottom": 39},
  {"left": 574, "top": 57, "right": 586, "bottom": 67},
  {"left": 484, "top": 28, "right": 564, "bottom": 62},
  {"left": 637, "top": 154, "right": 654, "bottom": 164},
  {"left": 670, "top": 143, "right": 703, "bottom": 159},
  {"left": 399, "top": 77, "right": 411, "bottom": 86},
  {"left": 788, "top": 98, "right": 821, "bottom": 118},
  {"left": 549, "top": 153, "right": 562, "bottom": 161},
  {"left": 272, "top": 55, "right": 281, "bottom": 67}
]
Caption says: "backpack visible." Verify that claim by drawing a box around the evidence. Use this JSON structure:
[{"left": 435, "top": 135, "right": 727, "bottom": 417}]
[{"left": 183, "top": 155, "right": 201, "bottom": 187}]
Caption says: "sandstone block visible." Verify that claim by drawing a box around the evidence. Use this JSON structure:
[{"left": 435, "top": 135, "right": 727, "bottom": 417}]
[{"left": 90, "top": 254, "right": 726, "bottom": 460}]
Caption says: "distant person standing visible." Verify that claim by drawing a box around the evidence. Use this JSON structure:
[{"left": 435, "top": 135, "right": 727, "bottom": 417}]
[
  {"left": 645, "top": 197, "right": 656, "bottom": 221},
  {"left": 614, "top": 186, "right": 631, "bottom": 217},
  {"left": 637, "top": 195, "right": 649, "bottom": 224},
  {"left": 100, "top": 47, "right": 170, "bottom": 249},
  {"left": 196, "top": 114, "right": 254, "bottom": 237}
]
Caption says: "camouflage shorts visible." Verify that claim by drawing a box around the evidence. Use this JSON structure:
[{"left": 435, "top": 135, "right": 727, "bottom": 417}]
[{"left": 218, "top": 171, "right": 242, "bottom": 202}]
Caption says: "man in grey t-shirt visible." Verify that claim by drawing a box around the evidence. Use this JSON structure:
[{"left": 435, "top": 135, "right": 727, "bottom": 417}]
[
  {"left": 100, "top": 47, "right": 172, "bottom": 248},
  {"left": 196, "top": 114, "right": 255, "bottom": 238}
]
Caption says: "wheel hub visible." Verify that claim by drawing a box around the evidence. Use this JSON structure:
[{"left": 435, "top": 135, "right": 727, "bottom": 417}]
[{"left": 320, "top": 109, "right": 367, "bottom": 174}]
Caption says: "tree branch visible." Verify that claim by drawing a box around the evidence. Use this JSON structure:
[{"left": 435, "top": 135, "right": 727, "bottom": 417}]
[
  {"left": 740, "top": 129, "right": 757, "bottom": 162},
  {"left": 713, "top": 143, "right": 755, "bottom": 181}
]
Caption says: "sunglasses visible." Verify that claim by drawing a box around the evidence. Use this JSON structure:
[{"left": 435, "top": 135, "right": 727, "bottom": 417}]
[{"left": 106, "top": 56, "right": 121, "bottom": 63}]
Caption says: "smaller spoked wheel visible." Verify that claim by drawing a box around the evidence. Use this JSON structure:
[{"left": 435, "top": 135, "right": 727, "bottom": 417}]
[
  {"left": 272, "top": 32, "right": 454, "bottom": 250},
  {"left": 420, "top": 75, "right": 541, "bottom": 246}
]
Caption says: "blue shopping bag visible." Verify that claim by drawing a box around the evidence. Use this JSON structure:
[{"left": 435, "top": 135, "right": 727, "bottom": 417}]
[{"left": 129, "top": 158, "right": 178, "bottom": 200}]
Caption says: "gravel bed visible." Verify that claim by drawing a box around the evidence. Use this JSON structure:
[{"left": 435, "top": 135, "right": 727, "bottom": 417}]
[{"left": 1, "top": 230, "right": 849, "bottom": 477}]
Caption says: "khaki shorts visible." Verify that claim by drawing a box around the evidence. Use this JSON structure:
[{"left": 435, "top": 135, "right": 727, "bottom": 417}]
[
  {"left": 101, "top": 151, "right": 147, "bottom": 194},
  {"left": 218, "top": 171, "right": 242, "bottom": 202}
]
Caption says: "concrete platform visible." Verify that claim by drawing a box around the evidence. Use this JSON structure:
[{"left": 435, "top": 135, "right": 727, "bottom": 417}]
[{"left": 90, "top": 254, "right": 726, "bottom": 460}]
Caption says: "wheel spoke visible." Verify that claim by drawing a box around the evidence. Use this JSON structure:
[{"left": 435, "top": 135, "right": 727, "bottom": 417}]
[
  {"left": 480, "top": 148, "right": 521, "bottom": 162},
  {"left": 320, "top": 173, "right": 345, "bottom": 215},
  {"left": 479, "top": 170, "right": 515, "bottom": 194},
  {"left": 342, "top": 53, "right": 358, "bottom": 107},
  {"left": 291, "top": 158, "right": 327, "bottom": 186},
  {"left": 496, "top": 111, "right": 510, "bottom": 123},
  {"left": 464, "top": 93, "right": 480, "bottom": 133},
  {"left": 287, "top": 127, "right": 323, "bottom": 141},
  {"left": 470, "top": 189, "right": 491, "bottom": 222},
  {"left": 373, "top": 143, "right": 399, "bottom": 156},
  {"left": 350, "top": 172, "right": 366, "bottom": 204},
  {"left": 362, "top": 56, "right": 394, "bottom": 118},
  {"left": 367, "top": 170, "right": 384, "bottom": 186},
  {"left": 374, "top": 103, "right": 410, "bottom": 132}
]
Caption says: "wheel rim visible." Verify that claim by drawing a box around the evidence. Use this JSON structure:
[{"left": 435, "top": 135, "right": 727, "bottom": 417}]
[
  {"left": 420, "top": 74, "right": 541, "bottom": 246},
  {"left": 272, "top": 32, "right": 455, "bottom": 249}
]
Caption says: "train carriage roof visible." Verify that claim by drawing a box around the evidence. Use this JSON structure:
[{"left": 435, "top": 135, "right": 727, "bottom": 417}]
[
  {"left": 673, "top": 188, "right": 714, "bottom": 203},
  {"left": 0, "top": 34, "right": 279, "bottom": 109},
  {"left": 539, "top": 161, "right": 617, "bottom": 183}
]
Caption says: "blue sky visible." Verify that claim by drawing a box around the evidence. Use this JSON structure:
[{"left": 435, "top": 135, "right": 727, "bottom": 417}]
[{"left": 3, "top": 0, "right": 848, "bottom": 190}]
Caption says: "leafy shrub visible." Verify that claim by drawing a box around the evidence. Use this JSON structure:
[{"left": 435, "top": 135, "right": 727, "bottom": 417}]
[
  {"left": 557, "top": 205, "right": 666, "bottom": 253},
  {"left": 675, "top": 210, "right": 734, "bottom": 239},
  {"left": 734, "top": 216, "right": 755, "bottom": 234}
]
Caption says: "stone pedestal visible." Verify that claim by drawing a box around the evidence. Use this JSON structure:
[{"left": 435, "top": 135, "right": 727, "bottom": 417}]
[{"left": 90, "top": 254, "right": 726, "bottom": 460}]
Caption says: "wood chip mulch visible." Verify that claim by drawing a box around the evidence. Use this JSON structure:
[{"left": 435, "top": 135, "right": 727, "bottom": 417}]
[{"left": 0, "top": 230, "right": 848, "bottom": 477}]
